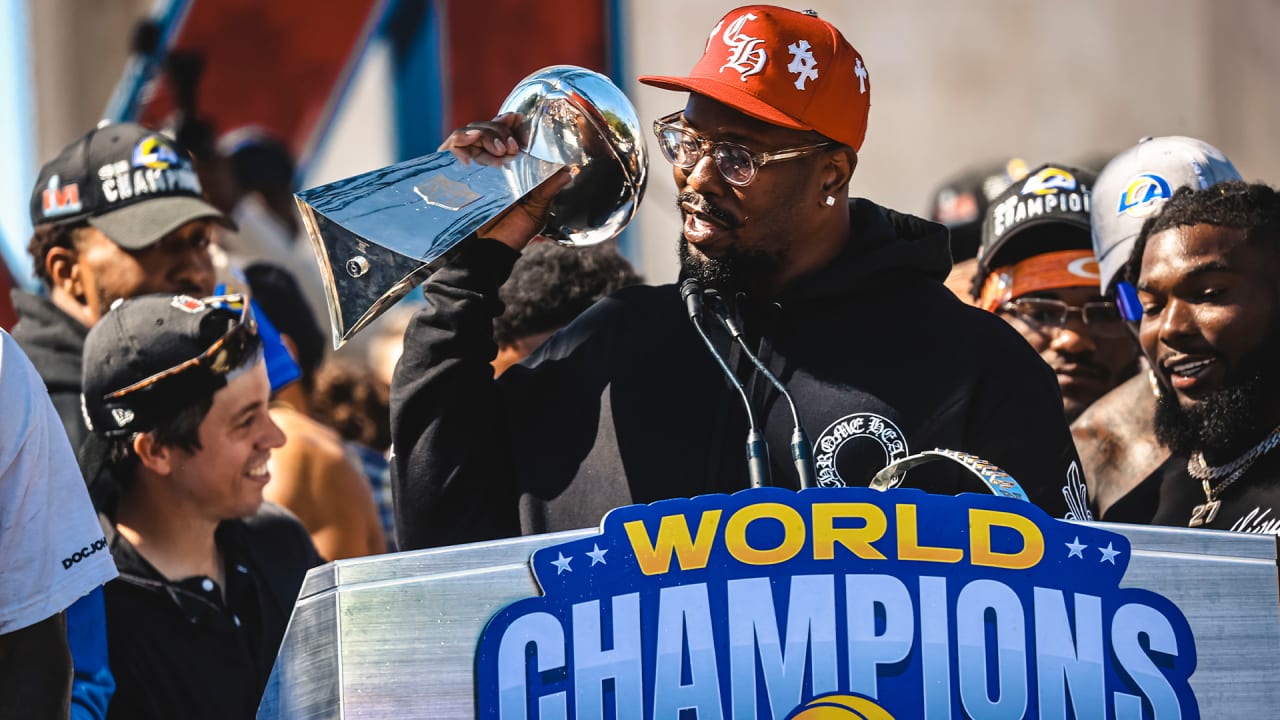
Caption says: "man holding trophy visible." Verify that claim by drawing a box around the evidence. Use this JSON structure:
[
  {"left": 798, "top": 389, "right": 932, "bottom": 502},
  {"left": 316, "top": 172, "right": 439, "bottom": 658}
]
[{"left": 385, "top": 6, "right": 1085, "bottom": 549}]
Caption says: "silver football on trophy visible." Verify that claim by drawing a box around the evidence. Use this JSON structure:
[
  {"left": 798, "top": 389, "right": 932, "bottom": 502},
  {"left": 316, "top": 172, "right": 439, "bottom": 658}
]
[
  {"left": 295, "top": 65, "right": 648, "bottom": 348},
  {"left": 498, "top": 65, "right": 648, "bottom": 246}
]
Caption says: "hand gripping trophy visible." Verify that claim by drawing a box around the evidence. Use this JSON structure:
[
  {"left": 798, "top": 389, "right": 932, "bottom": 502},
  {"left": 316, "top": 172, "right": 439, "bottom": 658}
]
[{"left": 295, "top": 66, "right": 648, "bottom": 347}]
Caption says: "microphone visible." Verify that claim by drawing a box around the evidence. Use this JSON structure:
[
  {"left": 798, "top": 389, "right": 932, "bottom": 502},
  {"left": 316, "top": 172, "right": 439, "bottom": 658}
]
[
  {"left": 680, "top": 276, "right": 704, "bottom": 321},
  {"left": 680, "top": 278, "right": 771, "bottom": 488},
  {"left": 703, "top": 289, "right": 817, "bottom": 489}
]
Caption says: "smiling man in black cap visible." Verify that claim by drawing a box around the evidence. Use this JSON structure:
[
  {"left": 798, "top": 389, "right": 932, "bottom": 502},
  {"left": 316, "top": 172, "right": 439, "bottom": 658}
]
[
  {"left": 14, "top": 121, "right": 232, "bottom": 455},
  {"left": 81, "top": 293, "right": 319, "bottom": 719}
]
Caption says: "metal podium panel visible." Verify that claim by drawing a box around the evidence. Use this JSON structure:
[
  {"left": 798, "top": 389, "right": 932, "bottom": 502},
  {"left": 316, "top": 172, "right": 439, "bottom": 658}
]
[
  {"left": 258, "top": 530, "right": 594, "bottom": 719},
  {"left": 259, "top": 513, "right": 1280, "bottom": 719},
  {"left": 1111, "top": 523, "right": 1280, "bottom": 712}
]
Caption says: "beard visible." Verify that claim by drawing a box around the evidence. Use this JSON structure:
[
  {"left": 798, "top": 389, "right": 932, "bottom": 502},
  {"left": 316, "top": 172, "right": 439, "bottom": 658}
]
[
  {"left": 675, "top": 191, "right": 785, "bottom": 294},
  {"left": 677, "top": 237, "right": 783, "bottom": 294},
  {"left": 1154, "top": 322, "right": 1280, "bottom": 460}
]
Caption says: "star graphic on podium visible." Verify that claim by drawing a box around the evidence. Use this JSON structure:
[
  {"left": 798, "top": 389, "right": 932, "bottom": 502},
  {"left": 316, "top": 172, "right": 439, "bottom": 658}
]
[
  {"left": 1065, "top": 536, "right": 1087, "bottom": 559},
  {"left": 586, "top": 544, "right": 608, "bottom": 566},
  {"left": 551, "top": 552, "right": 573, "bottom": 574},
  {"left": 1098, "top": 542, "right": 1120, "bottom": 565}
]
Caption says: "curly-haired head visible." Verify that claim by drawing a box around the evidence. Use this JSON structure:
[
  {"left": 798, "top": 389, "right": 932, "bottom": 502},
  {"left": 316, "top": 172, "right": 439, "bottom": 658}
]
[
  {"left": 309, "top": 360, "right": 390, "bottom": 451},
  {"left": 493, "top": 240, "right": 641, "bottom": 347},
  {"left": 1125, "top": 181, "right": 1280, "bottom": 285},
  {"left": 27, "top": 221, "right": 88, "bottom": 287}
]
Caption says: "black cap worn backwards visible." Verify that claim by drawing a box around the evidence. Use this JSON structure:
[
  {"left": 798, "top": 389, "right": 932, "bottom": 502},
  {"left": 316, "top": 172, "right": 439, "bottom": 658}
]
[
  {"left": 81, "top": 294, "right": 260, "bottom": 438},
  {"left": 30, "top": 121, "right": 234, "bottom": 249}
]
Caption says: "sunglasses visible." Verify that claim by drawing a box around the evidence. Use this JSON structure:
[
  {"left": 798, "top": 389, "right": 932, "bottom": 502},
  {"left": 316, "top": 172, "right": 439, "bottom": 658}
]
[
  {"left": 652, "top": 111, "right": 837, "bottom": 187},
  {"left": 1001, "top": 297, "right": 1129, "bottom": 338},
  {"left": 104, "top": 294, "right": 260, "bottom": 402}
]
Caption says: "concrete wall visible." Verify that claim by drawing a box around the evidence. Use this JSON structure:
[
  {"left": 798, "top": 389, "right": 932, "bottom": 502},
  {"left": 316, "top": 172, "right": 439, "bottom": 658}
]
[
  {"left": 25, "top": 0, "right": 1280, "bottom": 283},
  {"left": 623, "top": 0, "right": 1280, "bottom": 282},
  {"left": 28, "top": 0, "right": 153, "bottom": 162}
]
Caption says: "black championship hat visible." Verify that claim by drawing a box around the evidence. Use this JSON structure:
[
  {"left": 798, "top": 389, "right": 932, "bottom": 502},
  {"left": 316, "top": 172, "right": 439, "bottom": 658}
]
[
  {"left": 81, "top": 294, "right": 261, "bottom": 438},
  {"left": 30, "top": 121, "right": 233, "bottom": 249},
  {"left": 974, "top": 163, "right": 1097, "bottom": 292}
]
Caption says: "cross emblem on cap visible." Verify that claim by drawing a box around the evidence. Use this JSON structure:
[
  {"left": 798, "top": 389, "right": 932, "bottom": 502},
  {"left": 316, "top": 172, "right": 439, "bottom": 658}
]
[{"left": 854, "top": 58, "right": 868, "bottom": 94}]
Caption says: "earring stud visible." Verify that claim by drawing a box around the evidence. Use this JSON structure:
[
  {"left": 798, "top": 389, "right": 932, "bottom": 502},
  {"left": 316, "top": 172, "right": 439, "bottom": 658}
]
[{"left": 824, "top": 195, "right": 836, "bottom": 207}]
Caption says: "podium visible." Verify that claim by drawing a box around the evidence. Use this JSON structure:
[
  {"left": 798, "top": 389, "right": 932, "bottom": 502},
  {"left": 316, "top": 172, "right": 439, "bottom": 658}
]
[{"left": 258, "top": 490, "right": 1280, "bottom": 719}]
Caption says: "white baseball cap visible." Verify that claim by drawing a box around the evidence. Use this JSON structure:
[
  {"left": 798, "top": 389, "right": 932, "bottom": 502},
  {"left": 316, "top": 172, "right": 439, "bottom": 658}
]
[{"left": 1091, "top": 136, "right": 1241, "bottom": 294}]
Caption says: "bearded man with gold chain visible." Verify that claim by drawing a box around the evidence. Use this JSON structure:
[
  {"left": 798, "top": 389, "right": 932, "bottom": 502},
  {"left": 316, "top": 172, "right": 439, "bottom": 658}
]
[{"left": 1113, "top": 182, "right": 1280, "bottom": 532}]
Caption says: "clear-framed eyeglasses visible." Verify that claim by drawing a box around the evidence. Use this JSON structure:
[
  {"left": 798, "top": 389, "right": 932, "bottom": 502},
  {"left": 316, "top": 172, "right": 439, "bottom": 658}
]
[
  {"left": 652, "top": 111, "right": 837, "bottom": 187},
  {"left": 1001, "top": 297, "right": 1129, "bottom": 338}
]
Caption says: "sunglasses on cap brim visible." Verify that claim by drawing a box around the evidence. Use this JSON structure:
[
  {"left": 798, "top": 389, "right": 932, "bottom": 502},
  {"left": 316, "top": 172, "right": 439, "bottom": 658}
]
[{"left": 103, "top": 294, "right": 260, "bottom": 403}]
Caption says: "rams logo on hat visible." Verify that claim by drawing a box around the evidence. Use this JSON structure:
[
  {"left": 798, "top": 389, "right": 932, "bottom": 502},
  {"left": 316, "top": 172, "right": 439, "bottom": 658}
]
[
  {"left": 785, "top": 693, "right": 896, "bottom": 720},
  {"left": 1020, "top": 167, "right": 1077, "bottom": 196},
  {"left": 1117, "top": 172, "right": 1173, "bottom": 218},
  {"left": 132, "top": 136, "right": 183, "bottom": 170}
]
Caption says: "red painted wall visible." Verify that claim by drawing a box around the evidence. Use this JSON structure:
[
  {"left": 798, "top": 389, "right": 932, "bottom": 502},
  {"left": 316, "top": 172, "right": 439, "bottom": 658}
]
[{"left": 440, "top": 0, "right": 609, "bottom": 131}]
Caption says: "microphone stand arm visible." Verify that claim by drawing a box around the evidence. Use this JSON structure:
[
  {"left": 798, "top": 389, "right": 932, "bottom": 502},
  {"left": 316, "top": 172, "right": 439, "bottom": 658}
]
[
  {"left": 704, "top": 291, "right": 817, "bottom": 489},
  {"left": 682, "top": 280, "right": 771, "bottom": 489}
]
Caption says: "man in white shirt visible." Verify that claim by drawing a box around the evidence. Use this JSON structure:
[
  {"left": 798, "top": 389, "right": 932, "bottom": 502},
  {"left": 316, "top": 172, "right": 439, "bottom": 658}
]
[{"left": 0, "top": 329, "right": 117, "bottom": 718}]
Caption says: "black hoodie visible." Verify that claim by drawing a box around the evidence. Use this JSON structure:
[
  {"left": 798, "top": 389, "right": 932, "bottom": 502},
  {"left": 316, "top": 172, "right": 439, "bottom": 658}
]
[
  {"left": 11, "top": 290, "right": 90, "bottom": 454},
  {"left": 391, "top": 199, "right": 1086, "bottom": 549}
]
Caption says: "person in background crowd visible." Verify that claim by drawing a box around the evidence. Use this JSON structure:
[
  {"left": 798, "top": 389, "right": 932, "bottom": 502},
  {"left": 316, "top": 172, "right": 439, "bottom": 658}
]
[
  {"left": 246, "top": 262, "right": 385, "bottom": 560},
  {"left": 928, "top": 158, "right": 1029, "bottom": 303},
  {"left": 12, "top": 120, "right": 228, "bottom": 719},
  {"left": 212, "top": 128, "right": 329, "bottom": 326},
  {"left": 367, "top": 305, "right": 415, "bottom": 389},
  {"left": 973, "top": 163, "right": 1138, "bottom": 424},
  {"left": 1109, "top": 182, "right": 1280, "bottom": 531},
  {"left": 14, "top": 121, "right": 226, "bottom": 457},
  {"left": 1071, "top": 136, "right": 1242, "bottom": 518},
  {"left": 391, "top": 5, "right": 1086, "bottom": 550},
  {"left": 492, "top": 239, "right": 641, "bottom": 376},
  {"left": 81, "top": 293, "right": 320, "bottom": 719},
  {"left": 0, "top": 329, "right": 116, "bottom": 720},
  {"left": 309, "top": 359, "right": 396, "bottom": 550}
]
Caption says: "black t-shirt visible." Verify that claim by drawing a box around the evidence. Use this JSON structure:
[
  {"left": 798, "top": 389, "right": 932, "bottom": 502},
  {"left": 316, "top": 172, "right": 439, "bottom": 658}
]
[
  {"left": 103, "top": 506, "right": 320, "bottom": 719},
  {"left": 1135, "top": 451, "right": 1280, "bottom": 533}
]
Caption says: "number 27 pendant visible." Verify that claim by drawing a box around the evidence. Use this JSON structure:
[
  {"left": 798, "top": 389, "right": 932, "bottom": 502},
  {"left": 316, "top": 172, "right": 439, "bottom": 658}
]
[{"left": 1189, "top": 499, "right": 1221, "bottom": 527}]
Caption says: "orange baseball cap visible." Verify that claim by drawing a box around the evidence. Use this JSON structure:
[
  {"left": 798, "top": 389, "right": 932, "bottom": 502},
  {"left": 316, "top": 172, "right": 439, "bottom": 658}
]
[{"left": 638, "top": 5, "right": 871, "bottom": 151}]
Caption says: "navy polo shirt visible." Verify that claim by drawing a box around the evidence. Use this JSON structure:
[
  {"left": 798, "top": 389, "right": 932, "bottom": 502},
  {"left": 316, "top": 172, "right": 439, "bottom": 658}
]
[{"left": 101, "top": 506, "right": 320, "bottom": 719}]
